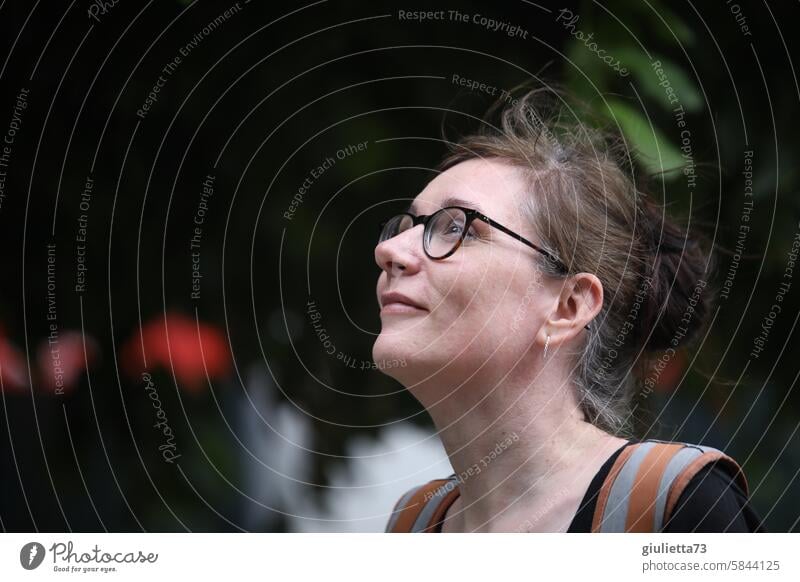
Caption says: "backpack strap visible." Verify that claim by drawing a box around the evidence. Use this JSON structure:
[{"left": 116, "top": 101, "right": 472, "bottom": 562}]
[
  {"left": 591, "top": 440, "right": 749, "bottom": 532},
  {"left": 385, "top": 475, "right": 460, "bottom": 532}
]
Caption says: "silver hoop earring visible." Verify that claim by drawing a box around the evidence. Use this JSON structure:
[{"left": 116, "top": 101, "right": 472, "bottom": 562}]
[{"left": 543, "top": 335, "right": 550, "bottom": 359}]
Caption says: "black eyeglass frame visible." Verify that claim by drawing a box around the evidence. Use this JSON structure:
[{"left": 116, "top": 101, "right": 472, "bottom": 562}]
[{"left": 378, "top": 205, "right": 591, "bottom": 331}]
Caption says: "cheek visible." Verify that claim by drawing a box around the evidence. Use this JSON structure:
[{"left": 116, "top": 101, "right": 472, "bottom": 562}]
[
  {"left": 439, "top": 269, "right": 517, "bottom": 333},
  {"left": 432, "top": 265, "right": 485, "bottom": 322},
  {"left": 470, "top": 268, "right": 544, "bottom": 334}
]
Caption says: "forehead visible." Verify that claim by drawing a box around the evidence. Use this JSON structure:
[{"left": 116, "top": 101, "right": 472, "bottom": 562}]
[{"left": 409, "top": 158, "right": 529, "bottom": 227}]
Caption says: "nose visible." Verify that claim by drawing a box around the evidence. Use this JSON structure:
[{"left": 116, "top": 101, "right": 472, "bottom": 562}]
[{"left": 375, "top": 225, "right": 424, "bottom": 277}]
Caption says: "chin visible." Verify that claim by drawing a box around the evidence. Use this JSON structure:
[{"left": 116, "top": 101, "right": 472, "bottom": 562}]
[
  {"left": 372, "top": 335, "right": 406, "bottom": 369},
  {"left": 373, "top": 334, "right": 430, "bottom": 382}
]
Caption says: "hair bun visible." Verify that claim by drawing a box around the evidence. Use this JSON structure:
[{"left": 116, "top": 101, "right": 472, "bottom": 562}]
[{"left": 636, "top": 196, "right": 713, "bottom": 352}]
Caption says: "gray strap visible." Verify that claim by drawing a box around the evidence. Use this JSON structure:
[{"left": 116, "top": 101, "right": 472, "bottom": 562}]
[
  {"left": 385, "top": 484, "right": 423, "bottom": 532},
  {"left": 599, "top": 441, "right": 656, "bottom": 532},
  {"left": 411, "top": 476, "right": 459, "bottom": 532}
]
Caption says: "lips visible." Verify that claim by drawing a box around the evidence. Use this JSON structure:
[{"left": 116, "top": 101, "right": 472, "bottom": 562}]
[{"left": 380, "top": 291, "right": 426, "bottom": 312}]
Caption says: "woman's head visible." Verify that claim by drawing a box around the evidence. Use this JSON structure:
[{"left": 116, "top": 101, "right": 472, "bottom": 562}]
[{"left": 372, "top": 86, "right": 713, "bottom": 438}]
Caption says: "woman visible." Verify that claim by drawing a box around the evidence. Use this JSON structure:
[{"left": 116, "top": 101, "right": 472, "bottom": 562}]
[{"left": 373, "top": 87, "right": 765, "bottom": 533}]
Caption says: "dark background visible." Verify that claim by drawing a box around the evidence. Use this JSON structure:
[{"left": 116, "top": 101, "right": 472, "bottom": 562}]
[{"left": 0, "top": 0, "right": 798, "bottom": 532}]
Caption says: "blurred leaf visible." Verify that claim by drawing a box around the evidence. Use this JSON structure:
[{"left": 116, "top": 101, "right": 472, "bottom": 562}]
[
  {"left": 605, "top": 98, "right": 685, "bottom": 176},
  {"left": 618, "top": 49, "right": 703, "bottom": 113},
  {"left": 644, "top": 1, "right": 695, "bottom": 46}
]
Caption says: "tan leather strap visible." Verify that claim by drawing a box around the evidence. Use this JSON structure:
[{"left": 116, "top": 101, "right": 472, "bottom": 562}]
[
  {"left": 625, "top": 443, "right": 685, "bottom": 532},
  {"left": 422, "top": 485, "right": 461, "bottom": 532}
]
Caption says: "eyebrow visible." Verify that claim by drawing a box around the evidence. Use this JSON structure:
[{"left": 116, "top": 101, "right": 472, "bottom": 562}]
[{"left": 406, "top": 196, "right": 485, "bottom": 215}]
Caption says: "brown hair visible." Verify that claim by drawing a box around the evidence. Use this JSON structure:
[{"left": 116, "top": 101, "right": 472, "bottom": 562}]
[{"left": 437, "top": 85, "right": 714, "bottom": 438}]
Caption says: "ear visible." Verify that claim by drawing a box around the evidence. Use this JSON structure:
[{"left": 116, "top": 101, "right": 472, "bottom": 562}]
[{"left": 542, "top": 273, "right": 603, "bottom": 348}]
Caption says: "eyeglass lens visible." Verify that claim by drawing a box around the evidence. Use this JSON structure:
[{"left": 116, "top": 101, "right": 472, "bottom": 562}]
[{"left": 379, "top": 208, "right": 469, "bottom": 259}]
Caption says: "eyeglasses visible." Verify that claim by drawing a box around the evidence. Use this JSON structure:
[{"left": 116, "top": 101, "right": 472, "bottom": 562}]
[
  {"left": 378, "top": 206, "right": 592, "bottom": 330},
  {"left": 378, "top": 206, "right": 569, "bottom": 271}
]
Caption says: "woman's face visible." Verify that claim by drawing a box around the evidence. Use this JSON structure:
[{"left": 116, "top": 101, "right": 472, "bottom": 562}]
[{"left": 372, "top": 158, "right": 559, "bottom": 388}]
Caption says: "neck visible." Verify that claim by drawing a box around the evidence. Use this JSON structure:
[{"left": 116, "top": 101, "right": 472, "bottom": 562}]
[{"left": 417, "top": 355, "right": 626, "bottom": 531}]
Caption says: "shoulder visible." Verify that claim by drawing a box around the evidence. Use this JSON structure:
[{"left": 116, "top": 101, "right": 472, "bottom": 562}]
[
  {"left": 663, "top": 460, "right": 767, "bottom": 532},
  {"left": 593, "top": 439, "right": 764, "bottom": 532}
]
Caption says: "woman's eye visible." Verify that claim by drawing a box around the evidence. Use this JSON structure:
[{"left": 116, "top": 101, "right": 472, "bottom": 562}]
[
  {"left": 446, "top": 221, "right": 478, "bottom": 239},
  {"left": 439, "top": 221, "right": 463, "bottom": 237},
  {"left": 432, "top": 216, "right": 480, "bottom": 240}
]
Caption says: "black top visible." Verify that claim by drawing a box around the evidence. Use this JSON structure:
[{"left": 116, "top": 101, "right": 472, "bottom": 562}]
[{"left": 567, "top": 440, "right": 767, "bottom": 532}]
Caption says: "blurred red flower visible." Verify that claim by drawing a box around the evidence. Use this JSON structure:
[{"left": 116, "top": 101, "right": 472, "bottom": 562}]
[
  {"left": 36, "top": 331, "right": 98, "bottom": 394},
  {"left": 122, "top": 312, "right": 232, "bottom": 392},
  {"left": 0, "top": 330, "right": 28, "bottom": 392},
  {"left": 2, "top": 324, "right": 100, "bottom": 395}
]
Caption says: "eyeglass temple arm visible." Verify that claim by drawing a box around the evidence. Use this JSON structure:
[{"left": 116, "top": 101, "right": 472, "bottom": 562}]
[
  {"left": 477, "top": 214, "right": 567, "bottom": 270},
  {"left": 475, "top": 213, "right": 590, "bottom": 331}
]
